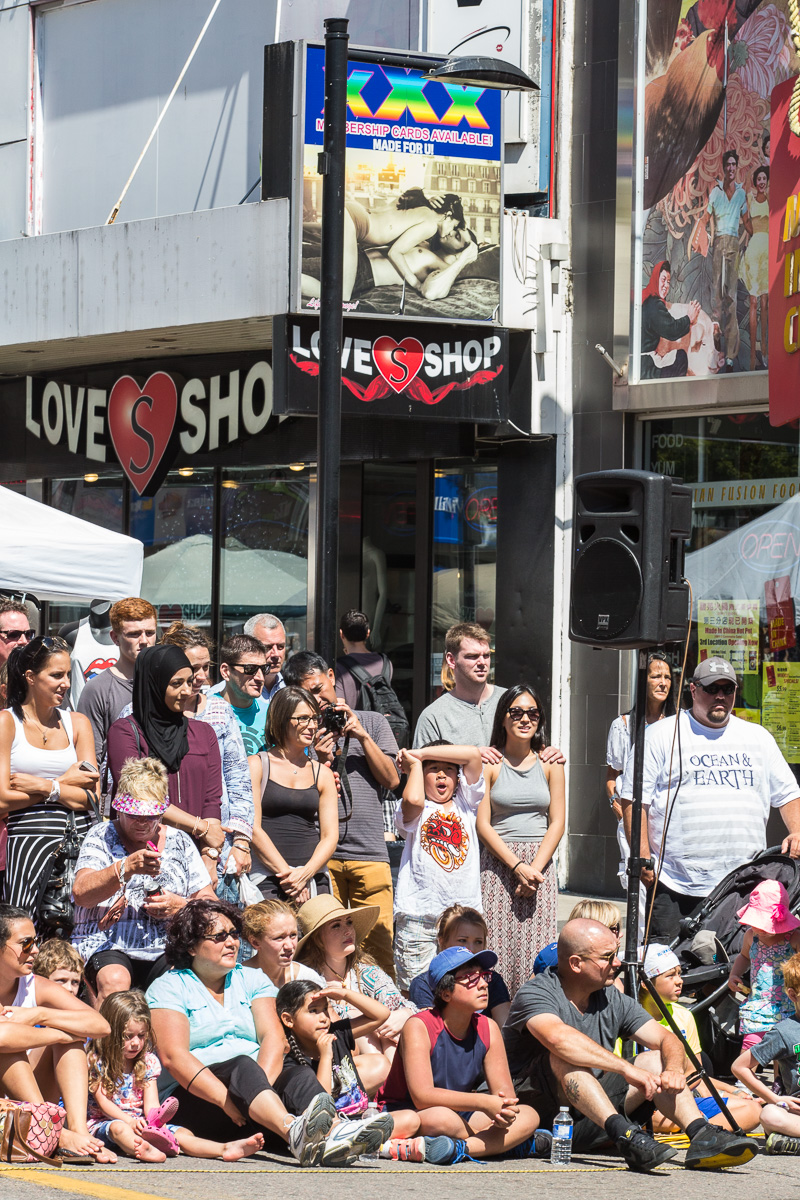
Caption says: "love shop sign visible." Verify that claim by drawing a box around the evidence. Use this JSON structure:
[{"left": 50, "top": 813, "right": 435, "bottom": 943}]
[
  {"left": 22, "top": 359, "right": 274, "bottom": 496},
  {"left": 273, "top": 317, "right": 508, "bottom": 422}
]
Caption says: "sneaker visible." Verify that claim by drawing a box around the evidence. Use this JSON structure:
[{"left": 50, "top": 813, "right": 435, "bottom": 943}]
[
  {"left": 320, "top": 1113, "right": 395, "bottom": 1166},
  {"left": 288, "top": 1093, "right": 337, "bottom": 1167},
  {"left": 511, "top": 1129, "right": 553, "bottom": 1158},
  {"left": 616, "top": 1127, "right": 679, "bottom": 1172},
  {"left": 684, "top": 1123, "right": 758, "bottom": 1170},
  {"left": 765, "top": 1133, "right": 800, "bottom": 1156},
  {"left": 381, "top": 1137, "right": 426, "bottom": 1162},
  {"left": 419, "top": 1136, "right": 482, "bottom": 1166}
]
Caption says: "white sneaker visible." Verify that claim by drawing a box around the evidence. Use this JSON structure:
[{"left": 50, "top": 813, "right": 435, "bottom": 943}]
[
  {"left": 288, "top": 1093, "right": 337, "bottom": 1166},
  {"left": 321, "top": 1113, "right": 396, "bottom": 1166}
]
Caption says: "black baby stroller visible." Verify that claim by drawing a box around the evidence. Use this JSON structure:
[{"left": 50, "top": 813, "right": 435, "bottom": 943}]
[{"left": 664, "top": 847, "right": 800, "bottom": 1075}]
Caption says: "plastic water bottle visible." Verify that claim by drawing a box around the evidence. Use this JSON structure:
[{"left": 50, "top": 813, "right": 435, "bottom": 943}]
[
  {"left": 550, "top": 1106, "right": 573, "bottom": 1165},
  {"left": 360, "top": 1103, "right": 383, "bottom": 1161}
]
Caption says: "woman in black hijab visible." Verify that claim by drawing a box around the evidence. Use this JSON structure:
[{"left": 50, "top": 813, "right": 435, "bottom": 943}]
[{"left": 107, "top": 645, "right": 224, "bottom": 878}]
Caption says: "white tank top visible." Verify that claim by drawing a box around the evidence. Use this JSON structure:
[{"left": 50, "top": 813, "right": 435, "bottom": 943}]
[
  {"left": 13, "top": 974, "right": 36, "bottom": 1008},
  {"left": 9, "top": 708, "right": 78, "bottom": 780}
]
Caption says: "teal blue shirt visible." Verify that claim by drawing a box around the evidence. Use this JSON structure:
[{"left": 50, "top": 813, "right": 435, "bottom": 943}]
[
  {"left": 146, "top": 964, "right": 277, "bottom": 1076},
  {"left": 208, "top": 687, "right": 270, "bottom": 756}
]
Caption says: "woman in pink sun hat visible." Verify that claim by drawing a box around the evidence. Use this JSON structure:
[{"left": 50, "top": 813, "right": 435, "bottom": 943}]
[{"left": 729, "top": 879, "right": 800, "bottom": 1050}]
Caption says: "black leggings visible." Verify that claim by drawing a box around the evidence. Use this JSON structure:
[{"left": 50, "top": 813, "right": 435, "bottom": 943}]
[{"left": 163, "top": 1055, "right": 281, "bottom": 1144}]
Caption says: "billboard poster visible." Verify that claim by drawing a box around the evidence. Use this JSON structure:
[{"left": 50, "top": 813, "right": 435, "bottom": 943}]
[
  {"left": 297, "top": 44, "right": 502, "bottom": 323},
  {"left": 768, "top": 73, "right": 800, "bottom": 424},
  {"left": 634, "top": 2, "right": 799, "bottom": 383},
  {"left": 697, "top": 598, "right": 760, "bottom": 676}
]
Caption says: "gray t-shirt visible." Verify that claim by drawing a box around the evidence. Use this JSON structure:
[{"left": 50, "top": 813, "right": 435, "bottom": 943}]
[
  {"left": 413, "top": 686, "right": 507, "bottom": 749},
  {"left": 77, "top": 669, "right": 133, "bottom": 764},
  {"left": 331, "top": 711, "right": 399, "bottom": 863},
  {"left": 503, "top": 968, "right": 651, "bottom": 1083},
  {"left": 751, "top": 1016, "right": 800, "bottom": 1096}
]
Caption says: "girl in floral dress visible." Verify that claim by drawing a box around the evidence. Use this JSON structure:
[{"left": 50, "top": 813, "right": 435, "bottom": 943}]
[{"left": 728, "top": 879, "right": 800, "bottom": 1050}]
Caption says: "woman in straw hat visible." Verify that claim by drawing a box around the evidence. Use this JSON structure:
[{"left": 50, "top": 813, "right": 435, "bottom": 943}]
[{"left": 295, "top": 895, "right": 416, "bottom": 1077}]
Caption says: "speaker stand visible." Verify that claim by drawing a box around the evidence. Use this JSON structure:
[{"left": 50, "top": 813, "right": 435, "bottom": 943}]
[{"left": 621, "top": 648, "right": 742, "bottom": 1135}]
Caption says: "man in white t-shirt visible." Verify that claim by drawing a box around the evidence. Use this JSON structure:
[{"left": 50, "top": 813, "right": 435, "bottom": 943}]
[{"left": 620, "top": 656, "right": 800, "bottom": 941}]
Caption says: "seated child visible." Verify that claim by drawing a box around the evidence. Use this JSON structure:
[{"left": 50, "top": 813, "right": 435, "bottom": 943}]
[
  {"left": 88, "top": 990, "right": 264, "bottom": 1162},
  {"left": 733, "top": 950, "right": 800, "bottom": 1155},
  {"left": 728, "top": 880, "right": 800, "bottom": 1050},
  {"left": 275, "top": 979, "right": 414, "bottom": 1132},
  {"left": 408, "top": 905, "right": 511, "bottom": 1026},
  {"left": 378, "top": 946, "right": 548, "bottom": 1164},
  {"left": 393, "top": 743, "right": 485, "bottom": 992},
  {"left": 640, "top": 945, "right": 761, "bottom": 1134},
  {"left": 35, "top": 939, "right": 85, "bottom": 996}
]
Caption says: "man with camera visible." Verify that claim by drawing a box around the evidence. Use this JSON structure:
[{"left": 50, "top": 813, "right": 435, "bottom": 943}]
[
  {"left": 283, "top": 650, "right": 400, "bottom": 975},
  {"left": 621, "top": 656, "right": 800, "bottom": 941}
]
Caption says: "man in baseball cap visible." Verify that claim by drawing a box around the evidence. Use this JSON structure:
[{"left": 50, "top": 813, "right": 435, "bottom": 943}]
[{"left": 620, "top": 655, "right": 800, "bottom": 941}]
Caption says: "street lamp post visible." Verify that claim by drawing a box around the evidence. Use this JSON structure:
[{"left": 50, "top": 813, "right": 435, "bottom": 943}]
[{"left": 313, "top": 26, "right": 538, "bottom": 665}]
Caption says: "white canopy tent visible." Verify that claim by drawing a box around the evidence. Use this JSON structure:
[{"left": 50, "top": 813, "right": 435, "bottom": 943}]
[
  {"left": 685, "top": 492, "right": 800, "bottom": 615},
  {"left": 0, "top": 486, "right": 143, "bottom": 603},
  {"left": 141, "top": 534, "right": 307, "bottom": 609}
]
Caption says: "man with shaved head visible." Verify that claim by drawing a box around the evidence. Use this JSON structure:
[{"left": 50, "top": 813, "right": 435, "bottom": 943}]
[{"left": 502, "top": 920, "right": 755, "bottom": 1171}]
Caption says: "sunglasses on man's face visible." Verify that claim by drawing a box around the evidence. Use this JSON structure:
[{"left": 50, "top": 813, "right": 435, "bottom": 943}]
[
  {"left": 0, "top": 629, "right": 35, "bottom": 643},
  {"left": 232, "top": 663, "right": 266, "bottom": 677},
  {"left": 454, "top": 969, "right": 493, "bottom": 989},
  {"left": 698, "top": 682, "right": 736, "bottom": 697}
]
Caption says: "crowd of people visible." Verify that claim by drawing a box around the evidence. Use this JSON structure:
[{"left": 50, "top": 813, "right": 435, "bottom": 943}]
[{"left": 0, "top": 596, "right": 796, "bottom": 1172}]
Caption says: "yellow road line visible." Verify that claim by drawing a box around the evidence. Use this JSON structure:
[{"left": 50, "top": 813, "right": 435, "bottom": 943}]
[{"left": 0, "top": 1167, "right": 176, "bottom": 1200}]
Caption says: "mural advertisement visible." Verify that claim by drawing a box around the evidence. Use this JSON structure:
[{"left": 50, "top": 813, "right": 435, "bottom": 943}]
[
  {"left": 297, "top": 45, "right": 502, "bottom": 323},
  {"left": 635, "top": 1, "right": 799, "bottom": 382}
]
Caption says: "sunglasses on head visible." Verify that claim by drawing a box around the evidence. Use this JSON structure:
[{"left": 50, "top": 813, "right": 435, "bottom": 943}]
[
  {"left": 0, "top": 629, "right": 35, "bottom": 643},
  {"left": 232, "top": 663, "right": 266, "bottom": 677},
  {"left": 203, "top": 928, "right": 240, "bottom": 944},
  {"left": 698, "top": 682, "right": 736, "bottom": 697},
  {"left": 507, "top": 706, "right": 540, "bottom": 721}
]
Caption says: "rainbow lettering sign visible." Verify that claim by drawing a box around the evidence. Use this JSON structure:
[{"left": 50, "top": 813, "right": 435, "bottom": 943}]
[
  {"left": 303, "top": 45, "right": 502, "bottom": 162},
  {"left": 297, "top": 43, "right": 503, "bottom": 322}
]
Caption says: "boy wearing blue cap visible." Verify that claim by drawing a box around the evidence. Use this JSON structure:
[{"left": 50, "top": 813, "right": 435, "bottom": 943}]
[{"left": 375, "top": 946, "right": 549, "bottom": 1164}]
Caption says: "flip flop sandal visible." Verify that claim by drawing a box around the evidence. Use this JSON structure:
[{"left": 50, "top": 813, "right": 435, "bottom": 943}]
[
  {"left": 140, "top": 1127, "right": 180, "bottom": 1157},
  {"left": 59, "top": 1148, "right": 96, "bottom": 1164},
  {"left": 146, "top": 1097, "right": 179, "bottom": 1128}
]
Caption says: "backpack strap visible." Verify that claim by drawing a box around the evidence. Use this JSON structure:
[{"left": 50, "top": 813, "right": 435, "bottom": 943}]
[
  {"left": 126, "top": 716, "right": 143, "bottom": 757},
  {"left": 258, "top": 751, "right": 271, "bottom": 800},
  {"left": 339, "top": 657, "right": 373, "bottom": 688}
]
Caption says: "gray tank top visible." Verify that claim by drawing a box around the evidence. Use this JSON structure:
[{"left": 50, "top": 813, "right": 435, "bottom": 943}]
[{"left": 489, "top": 756, "right": 550, "bottom": 840}]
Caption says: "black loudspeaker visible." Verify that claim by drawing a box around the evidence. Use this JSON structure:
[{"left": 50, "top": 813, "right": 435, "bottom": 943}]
[{"left": 569, "top": 470, "right": 692, "bottom": 648}]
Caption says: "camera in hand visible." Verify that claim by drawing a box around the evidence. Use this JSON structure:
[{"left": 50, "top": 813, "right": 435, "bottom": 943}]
[{"left": 320, "top": 706, "right": 348, "bottom": 735}]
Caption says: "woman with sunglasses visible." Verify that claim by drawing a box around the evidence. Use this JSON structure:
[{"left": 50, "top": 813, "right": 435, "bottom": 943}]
[
  {"left": 0, "top": 903, "right": 116, "bottom": 1162},
  {"left": 107, "top": 644, "right": 224, "bottom": 876},
  {"left": 0, "top": 635, "right": 100, "bottom": 913},
  {"left": 476, "top": 684, "right": 565, "bottom": 997},
  {"left": 119, "top": 623, "right": 254, "bottom": 886},
  {"left": 146, "top": 897, "right": 375, "bottom": 1165},
  {"left": 248, "top": 687, "right": 338, "bottom": 903}
]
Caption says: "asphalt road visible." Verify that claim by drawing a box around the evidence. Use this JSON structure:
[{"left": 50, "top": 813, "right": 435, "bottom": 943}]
[{"left": 2, "top": 1140, "right": 798, "bottom": 1200}]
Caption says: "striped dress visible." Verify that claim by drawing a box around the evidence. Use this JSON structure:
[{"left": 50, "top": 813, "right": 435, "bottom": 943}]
[{"left": 4, "top": 709, "right": 92, "bottom": 916}]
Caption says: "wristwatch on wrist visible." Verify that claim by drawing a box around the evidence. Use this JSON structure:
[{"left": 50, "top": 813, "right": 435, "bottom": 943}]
[
  {"left": 47, "top": 780, "right": 61, "bottom": 805},
  {"left": 202, "top": 847, "right": 220, "bottom": 860}
]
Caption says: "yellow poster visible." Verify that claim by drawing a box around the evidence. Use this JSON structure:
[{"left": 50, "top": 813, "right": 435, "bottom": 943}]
[
  {"left": 697, "top": 600, "right": 760, "bottom": 677},
  {"left": 761, "top": 663, "right": 800, "bottom": 764}
]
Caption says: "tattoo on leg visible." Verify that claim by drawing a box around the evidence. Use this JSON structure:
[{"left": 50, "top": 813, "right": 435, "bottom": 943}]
[{"left": 565, "top": 1077, "right": 580, "bottom": 1104}]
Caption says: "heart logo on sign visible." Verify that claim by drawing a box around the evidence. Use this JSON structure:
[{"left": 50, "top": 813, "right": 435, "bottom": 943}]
[
  {"left": 372, "top": 337, "right": 424, "bottom": 394},
  {"left": 107, "top": 373, "right": 179, "bottom": 496}
]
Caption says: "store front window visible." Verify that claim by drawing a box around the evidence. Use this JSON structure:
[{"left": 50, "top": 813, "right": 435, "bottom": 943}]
[
  {"left": 644, "top": 413, "right": 800, "bottom": 761},
  {"left": 132, "top": 469, "right": 215, "bottom": 633},
  {"left": 431, "top": 461, "right": 497, "bottom": 691},
  {"left": 219, "top": 467, "right": 309, "bottom": 653},
  {"left": 48, "top": 473, "right": 126, "bottom": 632}
]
